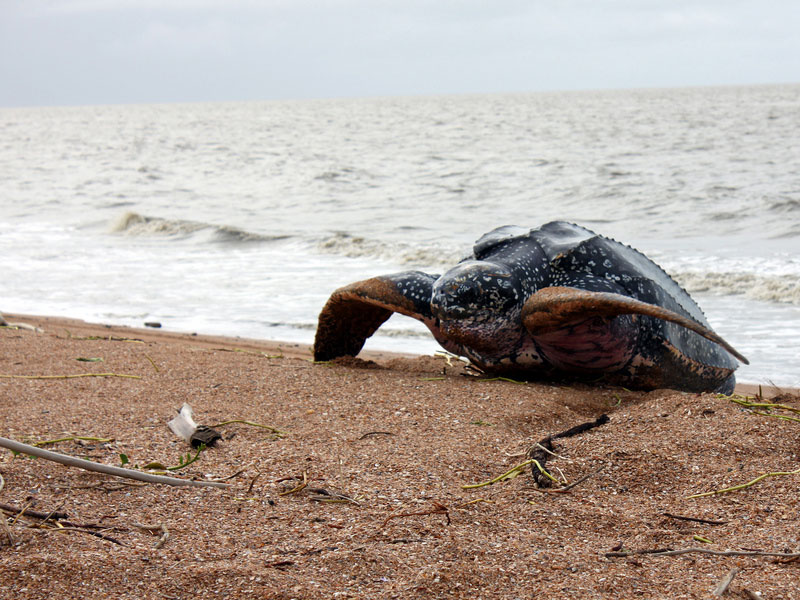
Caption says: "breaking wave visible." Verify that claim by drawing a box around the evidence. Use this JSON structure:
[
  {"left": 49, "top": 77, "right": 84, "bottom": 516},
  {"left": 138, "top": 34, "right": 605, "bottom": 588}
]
[
  {"left": 110, "top": 212, "right": 287, "bottom": 244},
  {"left": 316, "top": 233, "right": 800, "bottom": 305},
  {"left": 674, "top": 271, "right": 800, "bottom": 305},
  {"left": 109, "top": 214, "right": 800, "bottom": 306},
  {"left": 316, "top": 232, "right": 462, "bottom": 269}
]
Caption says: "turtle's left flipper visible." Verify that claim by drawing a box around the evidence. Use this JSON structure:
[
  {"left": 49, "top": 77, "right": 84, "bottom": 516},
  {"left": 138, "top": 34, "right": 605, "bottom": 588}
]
[
  {"left": 313, "top": 272, "right": 437, "bottom": 362},
  {"left": 521, "top": 286, "right": 748, "bottom": 365}
]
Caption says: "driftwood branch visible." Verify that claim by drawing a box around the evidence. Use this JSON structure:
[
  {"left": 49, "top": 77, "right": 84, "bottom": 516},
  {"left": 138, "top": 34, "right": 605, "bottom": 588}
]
[{"left": 0, "top": 436, "right": 228, "bottom": 489}]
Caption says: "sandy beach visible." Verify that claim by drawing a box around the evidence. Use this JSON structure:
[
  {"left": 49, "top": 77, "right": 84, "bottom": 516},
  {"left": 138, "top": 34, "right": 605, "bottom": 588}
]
[{"left": 1, "top": 313, "right": 798, "bottom": 599}]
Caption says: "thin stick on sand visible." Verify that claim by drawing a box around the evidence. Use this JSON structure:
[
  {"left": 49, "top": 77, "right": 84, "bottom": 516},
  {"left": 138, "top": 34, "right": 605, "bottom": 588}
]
[{"left": 0, "top": 437, "right": 228, "bottom": 489}]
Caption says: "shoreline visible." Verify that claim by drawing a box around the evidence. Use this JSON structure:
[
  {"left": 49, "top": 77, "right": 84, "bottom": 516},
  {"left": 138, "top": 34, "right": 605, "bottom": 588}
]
[
  {"left": 2, "top": 311, "right": 790, "bottom": 397},
  {"left": 1, "top": 311, "right": 798, "bottom": 598},
  {"left": 1, "top": 311, "right": 418, "bottom": 360}
]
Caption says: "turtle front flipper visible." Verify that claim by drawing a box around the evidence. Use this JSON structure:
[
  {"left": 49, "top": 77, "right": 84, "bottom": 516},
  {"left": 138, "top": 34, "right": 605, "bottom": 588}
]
[
  {"left": 521, "top": 286, "right": 749, "bottom": 366},
  {"left": 313, "top": 271, "right": 437, "bottom": 362}
]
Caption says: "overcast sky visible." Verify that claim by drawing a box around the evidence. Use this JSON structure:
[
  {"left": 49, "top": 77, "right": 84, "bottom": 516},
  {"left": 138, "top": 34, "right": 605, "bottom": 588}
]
[{"left": 1, "top": 0, "right": 798, "bottom": 107}]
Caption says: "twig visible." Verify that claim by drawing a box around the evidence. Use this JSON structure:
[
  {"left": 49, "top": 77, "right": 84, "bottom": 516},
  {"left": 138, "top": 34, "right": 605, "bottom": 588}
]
[
  {"left": 606, "top": 547, "right": 800, "bottom": 559},
  {"left": 730, "top": 397, "right": 800, "bottom": 415},
  {"left": 57, "top": 521, "right": 127, "bottom": 531},
  {"left": 278, "top": 472, "right": 308, "bottom": 496},
  {"left": 0, "top": 372, "right": 141, "bottom": 380},
  {"left": 265, "top": 560, "right": 295, "bottom": 569},
  {"left": 10, "top": 500, "right": 34, "bottom": 525},
  {"left": 433, "top": 351, "right": 467, "bottom": 368},
  {"left": 208, "top": 463, "right": 253, "bottom": 483},
  {"left": 688, "top": 466, "right": 800, "bottom": 498},
  {"left": 246, "top": 471, "right": 262, "bottom": 494},
  {"left": 382, "top": 502, "right": 450, "bottom": 527},
  {"left": 47, "top": 526, "right": 126, "bottom": 546},
  {"left": 662, "top": 512, "right": 727, "bottom": 526},
  {"left": 527, "top": 414, "right": 610, "bottom": 487},
  {"left": 307, "top": 487, "right": 360, "bottom": 506},
  {"left": 532, "top": 442, "right": 566, "bottom": 460},
  {"left": 358, "top": 431, "right": 394, "bottom": 440},
  {"left": 525, "top": 463, "right": 607, "bottom": 494},
  {"left": 712, "top": 567, "right": 740, "bottom": 597},
  {"left": 71, "top": 481, "right": 147, "bottom": 491},
  {"left": 0, "top": 502, "right": 70, "bottom": 521},
  {"left": 214, "top": 347, "right": 283, "bottom": 358},
  {"left": 0, "top": 436, "right": 229, "bottom": 488}
]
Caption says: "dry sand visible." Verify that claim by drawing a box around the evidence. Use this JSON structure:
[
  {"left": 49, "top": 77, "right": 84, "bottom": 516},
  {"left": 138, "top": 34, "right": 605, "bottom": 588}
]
[{"left": 1, "top": 313, "right": 798, "bottom": 599}]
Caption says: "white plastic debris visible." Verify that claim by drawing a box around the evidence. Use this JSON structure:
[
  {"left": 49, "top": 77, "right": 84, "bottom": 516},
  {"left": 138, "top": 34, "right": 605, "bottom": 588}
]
[{"left": 167, "top": 402, "right": 199, "bottom": 442}]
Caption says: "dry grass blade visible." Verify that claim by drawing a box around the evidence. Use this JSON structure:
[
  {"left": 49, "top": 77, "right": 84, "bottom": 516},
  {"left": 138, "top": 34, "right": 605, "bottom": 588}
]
[
  {"left": 210, "top": 419, "right": 288, "bottom": 435},
  {"left": 525, "top": 463, "right": 607, "bottom": 494},
  {"left": 462, "top": 458, "right": 556, "bottom": 489},
  {"left": 143, "top": 353, "right": 160, "bottom": 372},
  {"left": 688, "top": 466, "right": 800, "bottom": 498},
  {"left": 278, "top": 472, "right": 308, "bottom": 496},
  {"left": 33, "top": 435, "right": 114, "bottom": 447},
  {"left": 0, "top": 372, "right": 141, "bottom": 380}
]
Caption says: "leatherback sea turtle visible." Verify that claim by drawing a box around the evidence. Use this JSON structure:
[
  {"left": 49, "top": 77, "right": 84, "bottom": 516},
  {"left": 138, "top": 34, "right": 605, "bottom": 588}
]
[{"left": 313, "top": 222, "right": 748, "bottom": 394}]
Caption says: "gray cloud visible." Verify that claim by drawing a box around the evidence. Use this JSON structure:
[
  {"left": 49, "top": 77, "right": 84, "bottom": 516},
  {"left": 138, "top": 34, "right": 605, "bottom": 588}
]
[{"left": 1, "top": 0, "right": 798, "bottom": 106}]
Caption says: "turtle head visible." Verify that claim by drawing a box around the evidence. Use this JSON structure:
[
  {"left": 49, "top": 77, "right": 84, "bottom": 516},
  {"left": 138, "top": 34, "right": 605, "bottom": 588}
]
[{"left": 430, "top": 261, "right": 523, "bottom": 353}]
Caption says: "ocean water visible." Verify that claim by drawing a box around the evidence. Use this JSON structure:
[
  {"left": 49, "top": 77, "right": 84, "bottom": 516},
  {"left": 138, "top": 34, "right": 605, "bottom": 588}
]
[{"left": 1, "top": 85, "right": 798, "bottom": 387}]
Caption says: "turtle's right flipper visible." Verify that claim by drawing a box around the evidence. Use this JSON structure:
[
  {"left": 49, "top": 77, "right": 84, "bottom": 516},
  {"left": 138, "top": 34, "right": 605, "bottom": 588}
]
[
  {"left": 313, "top": 272, "right": 437, "bottom": 362},
  {"left": 522, "top": 286, "right": 748, "bottom": 364}
]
